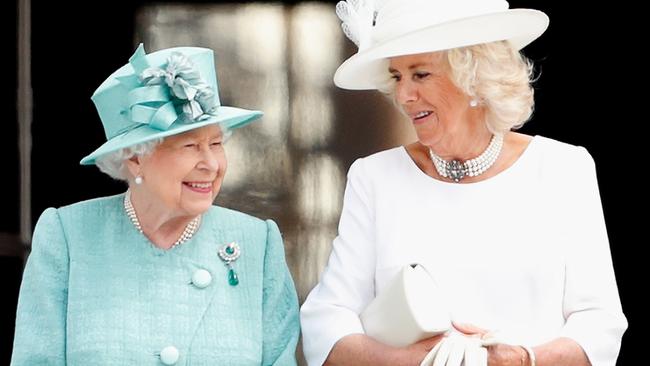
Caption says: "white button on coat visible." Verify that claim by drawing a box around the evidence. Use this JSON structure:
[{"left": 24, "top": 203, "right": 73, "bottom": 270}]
[
  {"left": 192, "top": 269, "right": 212, "bottom": 288},
  {"left": 160, "top": 345, "right": 179, "bottom": 365}
]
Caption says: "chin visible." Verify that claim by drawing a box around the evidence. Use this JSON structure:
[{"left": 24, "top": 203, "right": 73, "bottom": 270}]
[
  {"left": 183, "top": 200, "right": 213, "bottom": 216},
  {"left": 414, "top": 126, "right": 447, "bottom": 147},
  {"left": 415, "top": 134, "right": 438, "bottom": 147}
]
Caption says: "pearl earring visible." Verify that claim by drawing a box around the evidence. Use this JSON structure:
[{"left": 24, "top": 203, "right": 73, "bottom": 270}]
[
  {"left": 134, "top": 176, "right": 143, "bottom": 185},
  {"left": 469, "top": 99, "right": 479, "bottom": 107}
]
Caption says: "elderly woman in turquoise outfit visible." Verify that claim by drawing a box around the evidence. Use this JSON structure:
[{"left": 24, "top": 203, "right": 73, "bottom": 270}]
[{"left": 11, "top": 44, "right": 300, "bottom": 365}]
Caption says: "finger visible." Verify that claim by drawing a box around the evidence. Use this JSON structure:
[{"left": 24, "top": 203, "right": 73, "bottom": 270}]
[
  {"left": 479, "top": 333, "right": 500, "bottom": 346},
  {"left": 452, "top": 321, "right": 488, "bottom": 336}
]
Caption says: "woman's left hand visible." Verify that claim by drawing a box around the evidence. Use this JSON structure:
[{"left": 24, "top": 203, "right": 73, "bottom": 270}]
[{"left": 452, "top": 322, "right": 529, "bottom": 366}]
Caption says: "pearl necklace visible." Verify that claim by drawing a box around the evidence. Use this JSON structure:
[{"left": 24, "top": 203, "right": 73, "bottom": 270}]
[
  {"left": 124, "top": 191, "right": 201, "bottom": 249},
  {"left": 428, "top": 134, "right": 504, "bottom": 183}
]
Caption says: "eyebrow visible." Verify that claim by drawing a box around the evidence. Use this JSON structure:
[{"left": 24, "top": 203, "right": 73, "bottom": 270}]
[
  {"left": 176, "top": 133, "right": 223, "bottom": 143},
  {"left": 388, "top": 62, "right": 432, "bottom": 73}
]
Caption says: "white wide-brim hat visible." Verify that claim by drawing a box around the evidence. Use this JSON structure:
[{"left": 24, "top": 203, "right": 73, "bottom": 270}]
[{"left": 334, "top": 0, "right": 549, "bottom": 90}]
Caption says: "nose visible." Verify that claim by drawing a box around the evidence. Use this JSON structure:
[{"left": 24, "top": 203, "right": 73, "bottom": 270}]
[
  {"left": 394, "top": 79, "right": 418, "bottom": 105},
  {"left": 196, "top": 145, "right": 220, "bottom": 172}
]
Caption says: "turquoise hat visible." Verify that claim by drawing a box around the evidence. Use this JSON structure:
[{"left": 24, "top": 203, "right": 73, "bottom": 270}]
[{"left": 80, "top": 44, "right": 262, "bottom": 165}]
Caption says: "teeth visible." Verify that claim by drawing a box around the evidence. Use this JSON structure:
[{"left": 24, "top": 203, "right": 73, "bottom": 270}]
[
  {"left": 414, "top": 111, "right": 431, "bottom": 119},
  {"left": 188, "top": 182, "right": 211, "bottom": 189}
]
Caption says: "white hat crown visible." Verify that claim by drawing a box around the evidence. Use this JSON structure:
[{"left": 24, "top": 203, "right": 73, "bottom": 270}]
[{"left": 372, "top": 0, "right": 509, "bottom": 46}]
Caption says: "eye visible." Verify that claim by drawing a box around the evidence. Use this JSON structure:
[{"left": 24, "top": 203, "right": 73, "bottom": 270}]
[
  {"left": 210, "top": 141, "right": 223, "bottom": 148},
  {"left": 183, "top": 143, "right": 198, "bottom": 149},
  {"left": 413, "top": 72, "right": 430, "bottom": 80},
  {"left": 390, "top": 74, "right": 401, "bottom": 81}
]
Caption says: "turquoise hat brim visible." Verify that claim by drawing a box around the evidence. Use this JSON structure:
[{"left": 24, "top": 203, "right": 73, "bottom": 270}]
[{"left": 80, "top": 106, "right": 262, "bottom": 165}]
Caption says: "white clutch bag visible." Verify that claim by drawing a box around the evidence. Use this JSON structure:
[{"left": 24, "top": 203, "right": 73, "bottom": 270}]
[{"left": 360, "top": 263, "right": 451, "bottom": 347}]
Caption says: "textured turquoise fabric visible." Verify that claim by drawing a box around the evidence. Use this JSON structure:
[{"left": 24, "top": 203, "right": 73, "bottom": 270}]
[
  {"left": 80, "top": 45, "right": 263, "bottom": 166},
  {"left": 11, "top": 194, "right": 299, "bottom": 365},
  {"left": 81, "top": 44, "right": 262, "bottom": 165}
]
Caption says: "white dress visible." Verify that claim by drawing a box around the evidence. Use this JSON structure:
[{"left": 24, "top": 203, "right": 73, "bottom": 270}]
[{"left": 300, "top": 135, "right": 627, "bottom": 366}]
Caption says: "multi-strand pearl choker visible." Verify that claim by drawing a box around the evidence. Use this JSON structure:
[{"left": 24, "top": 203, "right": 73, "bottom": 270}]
[
  {"left": 428, "top": 134, "right": 504, "bottom": 183},
  {"left": 124, "top": 191, "right": 201, "bottom": 249}
]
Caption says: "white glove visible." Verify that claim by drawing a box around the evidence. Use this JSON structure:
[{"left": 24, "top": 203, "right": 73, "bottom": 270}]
[{"left": 420, "top": 331, "right": 499, "bottom": 366}]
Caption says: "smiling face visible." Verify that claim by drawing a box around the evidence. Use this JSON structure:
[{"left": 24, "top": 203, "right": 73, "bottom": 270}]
[
  {"left": 127, "top": 124, "right": 227, "bottom": 218},
  {"left": 389, "top": 52, "right": 478, "bottom": 147}
]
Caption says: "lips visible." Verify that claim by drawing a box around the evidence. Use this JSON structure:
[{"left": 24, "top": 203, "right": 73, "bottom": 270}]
[
  {"left": 407, "top": 110, "right": 434, "bottom": 124},
  {"left": 183, "top": 181, "right": 212, "bottom": 193},
  {"left": 413, "top": 111, "right": 432, "bottom": 120}
]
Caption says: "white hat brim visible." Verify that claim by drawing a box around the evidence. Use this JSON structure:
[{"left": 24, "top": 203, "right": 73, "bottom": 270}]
[{"left": 334, "top": 9, "right": 549, "bottom": 90}]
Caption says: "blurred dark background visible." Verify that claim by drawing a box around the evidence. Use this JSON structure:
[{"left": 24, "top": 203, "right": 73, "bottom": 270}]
[{"left": 3, "top": 0, "right": 639, "bottom": 364}]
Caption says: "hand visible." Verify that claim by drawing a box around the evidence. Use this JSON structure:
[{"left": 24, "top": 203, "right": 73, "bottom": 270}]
[
  {"left": 453, "top": 322, "right": 529, "bottom": 366},
  {"left": 420, "top": 332, "right": 486, "bottom": 366},
  {"left": 452, "top": 321, "right": 490, "bottom": 338},
  {"left": 484, "top": 343, "right": 529, "bottom": 366}
]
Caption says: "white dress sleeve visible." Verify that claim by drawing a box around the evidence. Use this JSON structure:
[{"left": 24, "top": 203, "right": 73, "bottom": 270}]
[
  {"left": 559, "top": 147, "right": 628, "bottom": 366},
  {"left": 300, "top": 159, "right": 377, "bottom": 366}
]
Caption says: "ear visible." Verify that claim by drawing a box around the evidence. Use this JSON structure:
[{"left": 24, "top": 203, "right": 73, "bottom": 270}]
[{"left": 124, "top": 155, "right": 142, "bottom": 180}]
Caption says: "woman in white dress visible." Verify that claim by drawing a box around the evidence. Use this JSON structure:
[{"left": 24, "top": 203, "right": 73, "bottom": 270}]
[{"left": 300, "top": 1, "right": 627, "bottom": 365}]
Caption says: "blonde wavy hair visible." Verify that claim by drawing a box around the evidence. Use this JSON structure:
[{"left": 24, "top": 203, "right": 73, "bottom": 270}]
[{"left": 384, "top": 41, "right": 536, "bottom": 134}]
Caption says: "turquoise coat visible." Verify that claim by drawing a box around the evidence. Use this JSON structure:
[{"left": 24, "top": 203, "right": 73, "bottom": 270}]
[{"left": 11, "top": 194, "right": 300, "bottom": 365}]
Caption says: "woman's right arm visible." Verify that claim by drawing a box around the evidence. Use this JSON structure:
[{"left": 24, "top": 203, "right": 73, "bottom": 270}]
[
  {"left": 11, "top": 208, "right": 69, "bottom": 366},
  {"left": 301, "top": 159, "right": 438, "bottom": 366},
  {"left": 300, "top": 159, "right": 378, "bottom": 365}
]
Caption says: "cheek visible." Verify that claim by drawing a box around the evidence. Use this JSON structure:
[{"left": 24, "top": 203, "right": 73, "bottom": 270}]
[
  {"left": 215, "top": 152, "right": 227, "bottom": 178},
  {"left": 220, "top": 156, "right": 227, "bottom": 176},
  {"left": 155, "top": 158, "right": 196, "bottom": 193},
  {"left": 170, "top": 161, "right": 195, "bottom": 181},
  {"left": 426, "top": 90, "right": 453, "bottom": 111}
]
